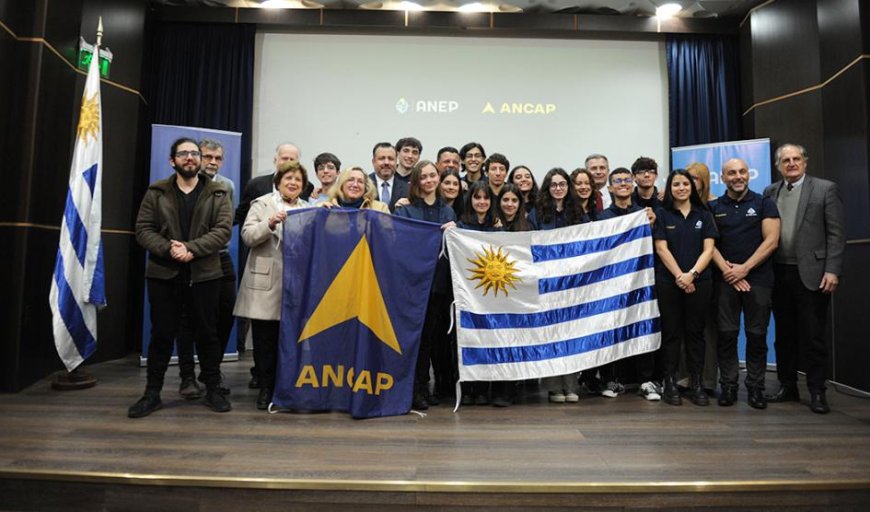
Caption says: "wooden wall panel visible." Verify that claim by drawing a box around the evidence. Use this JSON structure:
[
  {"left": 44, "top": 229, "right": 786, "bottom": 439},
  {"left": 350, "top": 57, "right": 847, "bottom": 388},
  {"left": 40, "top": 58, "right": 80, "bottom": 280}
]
[
  {"left": 832, "top": 244, "right": 870, "bottom": 391},
  {"left": 0, "top": 0, "right": 148, "bottom": 391},
  {"left": 747, "top": 0, "right": 820, "bottom": 102}
]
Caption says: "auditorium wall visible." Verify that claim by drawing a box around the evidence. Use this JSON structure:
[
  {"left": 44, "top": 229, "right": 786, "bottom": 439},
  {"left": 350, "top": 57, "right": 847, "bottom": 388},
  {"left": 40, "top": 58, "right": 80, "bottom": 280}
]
[
  {"left": 741, "top": 0, "right": 870, "bottom": 391},
  {"left": 0, "top": 0, "right": 149, "bottom": 392},
  {"left": 2, "top": 0, "right": 868, "bottom": 393}
]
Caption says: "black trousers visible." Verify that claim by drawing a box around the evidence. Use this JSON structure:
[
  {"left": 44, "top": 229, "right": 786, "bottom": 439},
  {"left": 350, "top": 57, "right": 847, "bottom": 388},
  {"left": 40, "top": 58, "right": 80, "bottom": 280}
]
[
  {"left": 176, "top": 253, "right": 237, "bottom": 379},
  {"left": 416, "top": 292, "right": 457, "bottom": 395},
  {"left": 717, "top": 282, "right": 772, "bottom": 390},
  {"left": 772, "top": 264, "right": 830, "bottom": 392},
  {"left": 251, "top": 319, "right": 280, "bottom": 392},
  {"left": 146, "top": 277, "right": 222, "bottom": 392},
  {"left": 656, "top": 278, "right": 712, "bottom": 377},
  {"left": 426, "top": 293, "right": 459, "bottom": 396}
]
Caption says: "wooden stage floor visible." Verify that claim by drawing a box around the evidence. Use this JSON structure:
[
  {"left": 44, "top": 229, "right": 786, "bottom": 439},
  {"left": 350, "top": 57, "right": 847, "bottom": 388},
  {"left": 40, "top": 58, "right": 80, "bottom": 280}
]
[{"left": 2, "top": 353, "right": 870, "bottom": 511}]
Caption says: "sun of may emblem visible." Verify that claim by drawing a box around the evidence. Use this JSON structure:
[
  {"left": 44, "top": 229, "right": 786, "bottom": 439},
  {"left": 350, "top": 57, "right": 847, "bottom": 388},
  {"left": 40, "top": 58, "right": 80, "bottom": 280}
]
[
  {"left": 77, "top": 93, "right": 100, "bottom": 144},
  {"left": 466, "top": 245, "right": 521, "bottom": 297}
]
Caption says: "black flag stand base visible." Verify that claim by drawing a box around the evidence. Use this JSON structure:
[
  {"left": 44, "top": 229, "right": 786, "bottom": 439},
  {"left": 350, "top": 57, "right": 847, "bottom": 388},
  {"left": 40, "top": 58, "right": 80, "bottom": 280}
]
[{"left": 51, "top": 368, "right": 97, "bottom": 391}]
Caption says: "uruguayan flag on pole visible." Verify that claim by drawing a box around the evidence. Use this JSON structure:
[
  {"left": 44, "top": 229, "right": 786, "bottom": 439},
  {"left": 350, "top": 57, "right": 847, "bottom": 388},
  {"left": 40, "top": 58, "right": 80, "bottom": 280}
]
[
  {"left": 446, "top": 211, "right": 660, "bottom": 382},
  {"left": 49, "top": 28, "right": 106, "bottom": 371}
]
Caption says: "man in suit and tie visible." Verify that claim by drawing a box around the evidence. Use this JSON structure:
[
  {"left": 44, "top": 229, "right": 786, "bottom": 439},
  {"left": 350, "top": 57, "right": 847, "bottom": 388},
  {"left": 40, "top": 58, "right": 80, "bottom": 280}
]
[
  {"left": 763, "top": 143, "right": 845, "bottom": 414},
  {"left": 236, "top": 142, "right": 312, "bottom": 225},
  {"left": 369, "top": 142, "right": 408, "bottom": 212}
]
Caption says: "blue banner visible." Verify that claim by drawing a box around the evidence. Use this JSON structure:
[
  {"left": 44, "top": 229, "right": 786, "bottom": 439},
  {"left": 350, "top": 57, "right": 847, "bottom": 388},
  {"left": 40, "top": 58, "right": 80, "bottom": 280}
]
[
  {"left": 671, "top": 138, "right": 772, "bottom": 198},
  {"left": 671, "top": 138, "right": 776, "bottom": 365},
  {"left": 274, "top": 208, "right": 443, "bottom": 418}
]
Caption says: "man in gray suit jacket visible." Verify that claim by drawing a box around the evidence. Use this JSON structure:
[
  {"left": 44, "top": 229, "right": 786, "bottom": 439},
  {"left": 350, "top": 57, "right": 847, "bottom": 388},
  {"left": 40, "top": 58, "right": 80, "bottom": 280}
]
[{"left": 763, "top": 143, "right": 845, "bottom": 414}]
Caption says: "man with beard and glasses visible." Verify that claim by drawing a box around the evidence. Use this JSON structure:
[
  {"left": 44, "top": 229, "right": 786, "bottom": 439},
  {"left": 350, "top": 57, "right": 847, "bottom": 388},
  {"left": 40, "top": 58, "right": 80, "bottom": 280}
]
[{"left": 129, "top": 137, "right": 233, "bottom": 418}]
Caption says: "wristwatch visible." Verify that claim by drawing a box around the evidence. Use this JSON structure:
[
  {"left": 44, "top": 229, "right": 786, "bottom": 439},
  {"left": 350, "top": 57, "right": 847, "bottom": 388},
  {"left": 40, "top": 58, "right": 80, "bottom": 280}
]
[{"left": 690, "top": 269, "right": 700, "bottom": 279}]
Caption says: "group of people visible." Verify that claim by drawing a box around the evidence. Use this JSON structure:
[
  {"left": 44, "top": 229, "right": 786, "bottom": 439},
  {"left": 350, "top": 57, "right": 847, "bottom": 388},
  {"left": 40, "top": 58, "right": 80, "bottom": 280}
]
[{"left": 128, "top": 136, "right": 845, "bottom": 419}]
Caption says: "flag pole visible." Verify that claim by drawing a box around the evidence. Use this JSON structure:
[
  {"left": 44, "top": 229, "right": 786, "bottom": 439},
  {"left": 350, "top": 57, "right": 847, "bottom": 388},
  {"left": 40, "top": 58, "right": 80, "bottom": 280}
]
[{"left": 51, "top": 17, "right": 104, "bottom": 391}]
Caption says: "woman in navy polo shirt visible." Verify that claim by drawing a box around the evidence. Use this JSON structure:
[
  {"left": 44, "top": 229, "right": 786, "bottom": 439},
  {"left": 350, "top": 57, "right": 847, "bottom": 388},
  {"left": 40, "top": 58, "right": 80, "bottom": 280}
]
[{"left": 653, "top": 169, "right": 718, "bottom": 406}]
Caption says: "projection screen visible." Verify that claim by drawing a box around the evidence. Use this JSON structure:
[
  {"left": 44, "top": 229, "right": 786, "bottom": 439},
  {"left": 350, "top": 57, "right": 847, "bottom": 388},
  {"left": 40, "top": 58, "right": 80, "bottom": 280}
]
[{"left": 253, "top": 32, "right": 669, "bottom": 186}]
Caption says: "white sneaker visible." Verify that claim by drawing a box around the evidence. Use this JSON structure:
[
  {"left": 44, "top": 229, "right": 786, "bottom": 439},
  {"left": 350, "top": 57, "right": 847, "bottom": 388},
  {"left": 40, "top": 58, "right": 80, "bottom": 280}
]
[
  {"left": 639, "top": 381, "right": 661, "bottom": 401},
  {"left": 565, "top": 392, "right": 579, "bottom": 403},
  {"left": 548, "top": 392, "right": 566, "bottom": 403},
  {"left": 601, "top": 381, "right": 625, "bottom": 398}
]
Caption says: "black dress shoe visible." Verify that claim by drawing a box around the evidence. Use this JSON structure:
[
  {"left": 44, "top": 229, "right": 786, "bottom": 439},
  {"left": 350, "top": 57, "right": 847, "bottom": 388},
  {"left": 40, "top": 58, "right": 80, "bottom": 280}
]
[
  {"left": 128, "top": 392, "right": 162, "bottom": 418},
  {"left": 460, "top": 394, "right": 475, "bottom": 406},
  {"left": 256, "top": 388, "right": 272, "bottom": 410},
  {"left": 204, "top": 390, "right": 232, "bottom": 412},
  {"left": 412, "top": 392, "right": 429, "bottom": 410},
  {"left": 474, "top": 394, "right": 490, "bottom": 406},
  {"left": 766, "top": 384, "right": 800, "bottom": 403},
  {"left": 425, "top": 392, "right": 440, "bottom": 407},
  {"left": 718, "top": 386, "right": 738, "bottom": 407},
  {"left": 748, "top": 388, "right": 767, "bottom": 410},
  {"left": 810, "top": 392, "right": 830, "bottom": 414}
]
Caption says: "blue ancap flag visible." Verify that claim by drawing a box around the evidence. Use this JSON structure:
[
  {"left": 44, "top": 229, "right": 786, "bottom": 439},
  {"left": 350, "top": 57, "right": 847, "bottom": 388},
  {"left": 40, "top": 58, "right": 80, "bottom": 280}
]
[{"left": 273, "top": 208, "right": 443, "bottom": 418}]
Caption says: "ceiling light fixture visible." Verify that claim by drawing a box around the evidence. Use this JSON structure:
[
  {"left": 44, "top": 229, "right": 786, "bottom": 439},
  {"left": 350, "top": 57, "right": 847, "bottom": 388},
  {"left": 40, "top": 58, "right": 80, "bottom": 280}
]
[
  {"left": 458, "top": 2, "right": 490, "bottom": 13},
  {"left": 655, "top": 3, "right": 682, "bottom": 19},
  {"left": 398, "top": 1, "right": 424, "bottom": 10}
]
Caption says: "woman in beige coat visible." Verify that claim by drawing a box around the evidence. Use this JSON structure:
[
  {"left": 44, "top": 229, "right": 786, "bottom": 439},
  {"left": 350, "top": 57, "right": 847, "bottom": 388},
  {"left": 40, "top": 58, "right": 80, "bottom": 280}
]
[{"left": 233, "top": 160, "right": 310, "bottom": 409}]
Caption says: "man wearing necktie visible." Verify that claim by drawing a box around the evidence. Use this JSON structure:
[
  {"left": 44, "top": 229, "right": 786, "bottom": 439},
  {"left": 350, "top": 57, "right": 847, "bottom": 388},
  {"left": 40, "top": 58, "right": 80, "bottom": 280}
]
[
  {"left": 585, "top": 153, "right": 612, "bottom": 211},
  {"left": 763, "top": 143, "right": 845, "bottom": 414},
  {"left": 369, "top": 142, "right": 408, "bottom": 212}
]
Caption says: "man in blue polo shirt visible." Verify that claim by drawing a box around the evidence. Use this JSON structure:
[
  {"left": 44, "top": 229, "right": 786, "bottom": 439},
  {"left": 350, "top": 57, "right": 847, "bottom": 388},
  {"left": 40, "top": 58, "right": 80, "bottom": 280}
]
[{"left": 709, "top": 158, "right": 780, "bottom": 409}]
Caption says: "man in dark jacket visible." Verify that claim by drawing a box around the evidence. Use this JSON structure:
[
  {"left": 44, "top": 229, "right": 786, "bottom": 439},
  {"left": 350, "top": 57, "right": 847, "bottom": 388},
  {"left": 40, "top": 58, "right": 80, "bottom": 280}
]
[{"left": 129, "top": 137, "right": 233, "bottom": 418}]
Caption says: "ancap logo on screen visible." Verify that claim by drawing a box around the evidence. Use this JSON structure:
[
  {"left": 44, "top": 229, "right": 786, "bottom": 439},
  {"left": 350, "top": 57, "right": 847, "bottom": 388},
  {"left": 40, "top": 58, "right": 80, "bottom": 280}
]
[{"left": 395, "top": 97, "right": 557, "bottom": 116}]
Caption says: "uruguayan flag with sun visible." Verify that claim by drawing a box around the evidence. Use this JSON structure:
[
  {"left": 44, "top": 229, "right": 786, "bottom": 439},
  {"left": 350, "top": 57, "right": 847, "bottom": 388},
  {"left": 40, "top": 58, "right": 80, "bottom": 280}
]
[{"left": 446, "top": 210, "right": 661, "bottom": 382}]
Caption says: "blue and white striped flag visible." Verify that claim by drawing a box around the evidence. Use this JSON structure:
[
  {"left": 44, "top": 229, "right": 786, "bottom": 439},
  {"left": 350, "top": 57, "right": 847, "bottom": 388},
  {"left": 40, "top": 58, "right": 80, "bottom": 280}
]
[
  {"left": 446, "top": 211, "right": 660, "bottom": 382},
  {"left": 49, "top": 44, "right": 106, "bottom": 371}
]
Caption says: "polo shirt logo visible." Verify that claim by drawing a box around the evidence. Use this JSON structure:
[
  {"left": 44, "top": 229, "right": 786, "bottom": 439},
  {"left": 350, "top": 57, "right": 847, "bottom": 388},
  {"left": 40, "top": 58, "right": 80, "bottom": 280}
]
[
  {"left": 746, "top": 207, "right": 757, "bottom": 217},
  {"left": 695, "top": 220, "right": 703, "bottom": 229}
]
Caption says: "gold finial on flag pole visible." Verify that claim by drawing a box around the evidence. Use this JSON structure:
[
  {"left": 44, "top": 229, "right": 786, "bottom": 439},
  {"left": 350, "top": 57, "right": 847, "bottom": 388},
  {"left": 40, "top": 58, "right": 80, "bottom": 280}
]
[{"left": 96, "top": 16, "right": 103, "bottom": 47}]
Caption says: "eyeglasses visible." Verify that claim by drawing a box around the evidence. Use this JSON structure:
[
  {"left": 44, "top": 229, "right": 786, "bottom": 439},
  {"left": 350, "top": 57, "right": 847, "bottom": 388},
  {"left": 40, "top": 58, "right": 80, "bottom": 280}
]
[
  {"left": 549, "top": 182, "right": 568, "bottom": 189},
  {"left": 201, "top": 154, "right": 223, "bottom": 161},
  {"left": 316, "top": 164, "right": 337, "bottom": 171},
  {"left": 634, "top": 169, "right": 656, "bottom": 175},
  {"left": 175, "top": 150, "right": 201, "bottom": 159},
  {"left": 611, "top": 178, "right": 633, "bottom": 185}
]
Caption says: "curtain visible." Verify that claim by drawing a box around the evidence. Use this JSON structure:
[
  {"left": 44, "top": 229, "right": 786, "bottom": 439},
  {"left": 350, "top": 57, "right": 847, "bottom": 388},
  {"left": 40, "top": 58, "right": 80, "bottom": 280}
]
[
  {"left": 666, "top": 34, "right": 742, "bottom": 149},
  {"left": 144, "top": 22, "right": 255, "bottom": 185}
]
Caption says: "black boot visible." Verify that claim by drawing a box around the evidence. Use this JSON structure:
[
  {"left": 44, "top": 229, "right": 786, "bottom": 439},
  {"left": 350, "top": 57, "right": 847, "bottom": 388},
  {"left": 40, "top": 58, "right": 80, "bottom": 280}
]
[
  {"left": 689, "top": 374, "right": 709, "bottom": 406},
  {"left": 718, "top": 384, "right": 738, "bottom": 406},
  {"left": 663, "top": 375, "right": 682, "bottom": 406}
]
